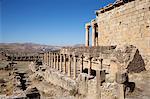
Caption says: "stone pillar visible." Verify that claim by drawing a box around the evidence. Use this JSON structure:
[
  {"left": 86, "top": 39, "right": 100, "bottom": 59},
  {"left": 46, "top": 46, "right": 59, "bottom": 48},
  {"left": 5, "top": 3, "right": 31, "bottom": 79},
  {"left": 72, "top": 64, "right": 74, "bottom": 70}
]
[
  {"left": 50, "top": 52, "right": 52, "bottom": 67},
  {"left": 85, "top": 23, "right": 91, "bottom": 47},
  {"left": 47, "top": 52, "right": 49, "bottom": 66},
  {"left": 56, "top": 54, "right": 59, "bottom": 70},
  {"left": 54, "top": 53, "right": 56, "bottom": 69},
  {"left": 45, "top": 53, "right": 47, "bottom": 65},
  {"left": 52, "top": 53, "right": 54, "bottom": 68},
  {"left": 91, "top": 19, "right": 97, "bottom": 47},
  {"left": 73, "top": 55, "right": 78, "bottom": 79},
  {"left": 96, "top": 70, "right": 105, "bottom": 99},
  {"left": 44, "top": 53, "right": 46, "bottom": 65},
  {"left": 88, "top": 56, "right": 92, "bottom": 76},
  {"left": 47, "top": 52, "right": 49, "bottom": 65},
  {"left": 49, "top": 52, "right": 51, "bottom": 67},
  {"left": 59, "top": 54, "right": 62, "bottom": 72},
  {"left": 63, "top": 54, "right": 67, "bottom": 74},
  {"left": 80, "top": 55, "right": 84, "bottom": 73},
  {"left": 43, "top": 53, "right": 45, "bottom": 64},
  {"left": 68, "top": 55, "right": 72, "bottom": 77}
]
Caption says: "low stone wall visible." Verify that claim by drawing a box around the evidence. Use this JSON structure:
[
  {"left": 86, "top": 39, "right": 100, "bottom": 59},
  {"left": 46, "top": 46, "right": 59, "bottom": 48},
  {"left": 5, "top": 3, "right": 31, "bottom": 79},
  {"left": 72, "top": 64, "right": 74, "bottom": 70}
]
[
  {"left": 44, "top": 69, "right": 77, "bottom": 91},
  {"left": 29, "top": 63, "right": 77, "bottom": 91}
]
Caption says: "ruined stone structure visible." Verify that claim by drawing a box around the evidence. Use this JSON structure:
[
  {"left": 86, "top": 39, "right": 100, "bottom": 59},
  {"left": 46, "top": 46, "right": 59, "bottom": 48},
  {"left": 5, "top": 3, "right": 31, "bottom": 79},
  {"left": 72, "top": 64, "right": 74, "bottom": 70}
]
[
  {"left": 32, "top": 0, "right": 150, "bottom": 99},
  {"left": 85, "top": 0, "right": 150, "bottom": 56}
]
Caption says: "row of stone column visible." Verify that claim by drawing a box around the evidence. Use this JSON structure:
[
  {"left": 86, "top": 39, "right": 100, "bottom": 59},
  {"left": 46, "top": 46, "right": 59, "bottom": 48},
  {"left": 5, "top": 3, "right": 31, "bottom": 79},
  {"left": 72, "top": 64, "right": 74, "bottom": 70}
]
[
  {"left": 43, "top": 52, "right": 105, "bottom": 79},
  {"left": 43, "top": 52, "right": 86, "bottom": 79}
]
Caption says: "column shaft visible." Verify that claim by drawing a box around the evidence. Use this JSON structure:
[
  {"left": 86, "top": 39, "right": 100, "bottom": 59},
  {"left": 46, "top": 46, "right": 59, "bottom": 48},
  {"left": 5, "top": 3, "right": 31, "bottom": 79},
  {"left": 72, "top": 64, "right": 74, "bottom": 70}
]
[
  {"left": 85, "top": 26, "right": 90, "bottom": 47},
  {"left": 92, "top": 25, "right": 96, "bottom": 47},
  {"left": 68, "top": 55, "right": 71, "bottom": 77},
  {"left": 54, "top": 53, "right": 56, "bottom": 69},
  {"left": 48, "top": 52, "right": 49, "bottom": 66},
  {"left": 49, "top": 52, "right": 51, "bottom": 67},
  {"left": 64, "top": 54, "right": 67, "bottom": 74},
  {"left": 57, "top": 54, "right": 59, "bottom": 70},
  {"left": 60, "top": 54, "right": 62, "bottom": 72},
  {"left": 80, "top": 55, "right": 84, "bottom": 73},
  {"left": 73, "top": 56, "right": 77, "bottom": 79}
]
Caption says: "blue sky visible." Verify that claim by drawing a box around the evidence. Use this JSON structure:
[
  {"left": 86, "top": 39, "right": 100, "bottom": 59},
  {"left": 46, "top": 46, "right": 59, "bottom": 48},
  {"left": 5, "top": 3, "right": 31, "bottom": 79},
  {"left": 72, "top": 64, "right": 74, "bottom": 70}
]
[{"left": 1, "top": 0, "right": 115, "bottom": 46}]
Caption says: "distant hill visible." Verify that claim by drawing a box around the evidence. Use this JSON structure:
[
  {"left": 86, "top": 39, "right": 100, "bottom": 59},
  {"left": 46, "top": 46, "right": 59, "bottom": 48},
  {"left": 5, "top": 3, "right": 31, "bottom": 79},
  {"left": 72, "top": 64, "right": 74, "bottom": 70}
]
[{"left": 0, "top": 43, "right": 62, "bottom": 54}]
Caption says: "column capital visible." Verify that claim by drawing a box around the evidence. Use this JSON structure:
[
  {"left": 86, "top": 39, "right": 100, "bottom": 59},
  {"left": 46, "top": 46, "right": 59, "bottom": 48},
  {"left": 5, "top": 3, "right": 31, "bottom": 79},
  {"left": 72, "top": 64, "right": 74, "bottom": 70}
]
[
  {"left": 80, "top": 55, "right": 85, "bottom": 59},
  {"left": 91, "top": 19, "right": 98, "bottom": 27},
  {"left": 88, "top": 55, "right": 93, "bottom": 60},
  {"left": 85, "top": 22, "right": 91, "bottom": 29}
]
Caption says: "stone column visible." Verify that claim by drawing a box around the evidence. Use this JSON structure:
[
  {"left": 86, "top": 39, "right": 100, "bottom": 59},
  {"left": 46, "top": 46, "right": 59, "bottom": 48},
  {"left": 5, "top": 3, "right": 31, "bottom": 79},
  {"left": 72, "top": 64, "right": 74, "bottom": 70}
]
[
  {"left": 52, "top": 53, "right": 54, "bottom": 68},
  {"left": 54, "top": 53, "right": 56, "bottom": 69},
  {"left": 91, "top": 19, "right": 96, "bottom": 47},
  {"left": 88, "top": 56, "right": 92, "bottom": 76},
  {"left": 73, "top": 55, "right": 78, "bottom": 79},
  {"left": 44, "top": 53, "right": 46, "bottom": 65},
  {"left": 47, "top": 52, "right": 49, "bottom": 65},
  {"left": 80, "top": 55, "right": 84, "bottom": 73},
  {"left": 59, "top": 54, "right": 62, "bottom": 72},
  {"left": 50, "top": 53, "right": 52, "bottom": 68},
  {"left": 49, "top": 52, "right": 51, "bottom": 67},
  {"left": 68, "top": 55, "right": 72, "bottom": 77},
  {"left": 45, "top": 53, "right": 47, "bottom": 65},
  {"left": 57, "top": 54, "right": 59, "bottom": 70},
  {"left": 43, "top": 53, "right": 45, "bottom": 64},
  {"left": 47, "top": 52, "right": 49, "bottom": 66},
  {"left": 63, "top": 54, "right": 67, "bottom": 74},
  {"left": 85, "top": 23, "right": 91, "bottom": 47}
]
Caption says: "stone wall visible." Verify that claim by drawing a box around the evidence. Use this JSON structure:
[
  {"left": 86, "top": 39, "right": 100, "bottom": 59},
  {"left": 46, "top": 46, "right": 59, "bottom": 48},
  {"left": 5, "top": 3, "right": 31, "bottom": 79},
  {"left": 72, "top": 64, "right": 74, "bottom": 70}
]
[
  {"left": 97, "top": 0, "right": 150, "bottom": 56},
  {"left": 29, "top": 63, "right": 77, "bottom": 91}
]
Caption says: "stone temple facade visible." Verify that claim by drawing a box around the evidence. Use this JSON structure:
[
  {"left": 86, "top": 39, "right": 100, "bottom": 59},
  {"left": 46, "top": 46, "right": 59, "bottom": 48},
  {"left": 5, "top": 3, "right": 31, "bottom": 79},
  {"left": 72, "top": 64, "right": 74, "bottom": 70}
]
[
  {"left": 85, "top": 0, "right": 150, "bottom": 56},
  {"left": 32, "top": 0, "right": 150, "bottom": 99}
]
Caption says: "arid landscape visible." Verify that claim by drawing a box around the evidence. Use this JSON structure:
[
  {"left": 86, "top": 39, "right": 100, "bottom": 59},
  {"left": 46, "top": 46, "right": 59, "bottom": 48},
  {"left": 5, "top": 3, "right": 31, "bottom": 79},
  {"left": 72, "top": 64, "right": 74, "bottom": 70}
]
[
  {"left": 0, "top": 43, "right": 75, "bottom": 98},
  {"left": 1, "top": 0, "right": 150, "bottom": 99}
]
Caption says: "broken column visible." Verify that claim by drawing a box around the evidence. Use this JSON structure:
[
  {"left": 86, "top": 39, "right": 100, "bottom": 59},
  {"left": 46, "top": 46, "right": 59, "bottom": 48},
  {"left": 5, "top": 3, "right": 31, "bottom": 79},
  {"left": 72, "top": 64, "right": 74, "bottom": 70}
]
[
  {"left": 85, "top": 23, "right": 91, "bottom": 47},
  {"left": 116, "top": 72, "right": 127, "bottom": 99},
  {"left": 96, "top": 58, "right": 105, "bottom": 99}
]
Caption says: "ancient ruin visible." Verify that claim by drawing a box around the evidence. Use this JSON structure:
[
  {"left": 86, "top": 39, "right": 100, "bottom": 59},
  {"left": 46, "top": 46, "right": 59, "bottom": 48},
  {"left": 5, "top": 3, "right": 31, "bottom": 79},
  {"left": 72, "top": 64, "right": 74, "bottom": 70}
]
[
  {"left": 29, "top": 0, "right": 150, "bottom": 99},
  {"left": 0, "top": 0, "right": 150, "bottom": 99}
]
